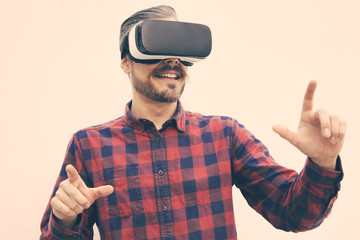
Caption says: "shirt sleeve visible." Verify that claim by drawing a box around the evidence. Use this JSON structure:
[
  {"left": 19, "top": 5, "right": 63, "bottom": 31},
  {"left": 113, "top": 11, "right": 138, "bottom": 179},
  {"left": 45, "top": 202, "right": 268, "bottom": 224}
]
[
  {"left": 40, "top": 134, "right": 97, "bottom": 239},
  {"left": 230, "top": 119, "right": 343, "bottom": 232}
]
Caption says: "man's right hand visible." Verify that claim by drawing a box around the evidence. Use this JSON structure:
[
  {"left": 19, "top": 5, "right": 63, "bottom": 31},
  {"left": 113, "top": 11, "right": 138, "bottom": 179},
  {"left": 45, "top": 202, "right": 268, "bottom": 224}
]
[{"left": 51, "top": 164, "right": 114, "bottom": 227}]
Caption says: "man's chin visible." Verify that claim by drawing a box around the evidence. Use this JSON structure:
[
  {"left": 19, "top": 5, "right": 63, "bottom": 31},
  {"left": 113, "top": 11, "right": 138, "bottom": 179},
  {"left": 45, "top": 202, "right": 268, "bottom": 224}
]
[{"left": 149, "top": 96, "right": 179, "bottom": 103}]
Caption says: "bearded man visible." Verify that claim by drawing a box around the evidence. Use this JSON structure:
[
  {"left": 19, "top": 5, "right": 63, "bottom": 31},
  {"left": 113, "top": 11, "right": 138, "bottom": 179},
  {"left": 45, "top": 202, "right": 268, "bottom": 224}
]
[{"left": 40, "top": 5, "right": 345, "bottom": 240}]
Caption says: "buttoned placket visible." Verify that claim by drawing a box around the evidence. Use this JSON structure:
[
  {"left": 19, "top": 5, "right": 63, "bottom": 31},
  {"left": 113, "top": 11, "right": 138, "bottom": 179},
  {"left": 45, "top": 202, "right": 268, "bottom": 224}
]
[{"left": 147, "top": 126, "right": 175, "bottom": 239}]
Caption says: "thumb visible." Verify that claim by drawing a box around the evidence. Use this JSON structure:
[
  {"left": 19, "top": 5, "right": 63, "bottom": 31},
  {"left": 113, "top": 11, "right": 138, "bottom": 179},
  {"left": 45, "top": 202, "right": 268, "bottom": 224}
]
[
  {"left": 90, "top": 185, "right": 114, "bottom": 200},
  {"left": 272, "top": 124, "right": 298, "bottom": 147}
]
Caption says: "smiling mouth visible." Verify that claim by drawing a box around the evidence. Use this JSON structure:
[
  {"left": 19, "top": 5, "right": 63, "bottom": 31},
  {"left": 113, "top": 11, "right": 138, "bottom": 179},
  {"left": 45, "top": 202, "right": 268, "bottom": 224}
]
[{"left": 155, "top": 73, "right": 180, "bottom": 80}]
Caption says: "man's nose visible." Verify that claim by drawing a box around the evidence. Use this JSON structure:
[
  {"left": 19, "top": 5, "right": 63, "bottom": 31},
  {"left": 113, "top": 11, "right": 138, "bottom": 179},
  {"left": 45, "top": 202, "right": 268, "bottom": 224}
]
[{"left": 164, "top": 58, "right": 180, "bottom": 66}]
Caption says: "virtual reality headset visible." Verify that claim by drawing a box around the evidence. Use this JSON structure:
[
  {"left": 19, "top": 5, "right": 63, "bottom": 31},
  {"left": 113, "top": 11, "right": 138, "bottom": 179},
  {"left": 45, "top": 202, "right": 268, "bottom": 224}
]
[{"left": 120, "top": 20, "right": 212, "bottom": 66}]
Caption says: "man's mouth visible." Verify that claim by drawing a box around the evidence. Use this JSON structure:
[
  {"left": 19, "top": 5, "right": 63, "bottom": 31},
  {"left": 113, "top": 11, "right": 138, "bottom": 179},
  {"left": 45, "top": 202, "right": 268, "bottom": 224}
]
[
  {"left": 155, "top": 72, "right": 180, "bottom": 80},
  {"left": 152, "top": 65, "right": 186, "bottom": 80}
]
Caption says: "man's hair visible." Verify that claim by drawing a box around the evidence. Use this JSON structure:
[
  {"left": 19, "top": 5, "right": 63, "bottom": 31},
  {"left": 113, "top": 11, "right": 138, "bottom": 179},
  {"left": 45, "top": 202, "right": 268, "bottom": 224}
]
[{"left": 119, "top": 5, "right": 178, "bottom": 59}]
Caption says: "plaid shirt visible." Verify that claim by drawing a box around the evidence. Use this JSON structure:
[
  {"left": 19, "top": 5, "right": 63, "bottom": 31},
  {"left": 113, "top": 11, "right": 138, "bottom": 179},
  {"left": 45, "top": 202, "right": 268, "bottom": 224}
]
[{"left": 40, "top": 101, "right": 343, "bottom": 240}]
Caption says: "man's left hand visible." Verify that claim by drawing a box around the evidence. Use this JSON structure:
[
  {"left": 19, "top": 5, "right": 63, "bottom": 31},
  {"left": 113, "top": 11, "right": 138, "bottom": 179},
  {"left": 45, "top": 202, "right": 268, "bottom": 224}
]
[{"left": 272, "top": 80, "right": 346, "bottom": 170}]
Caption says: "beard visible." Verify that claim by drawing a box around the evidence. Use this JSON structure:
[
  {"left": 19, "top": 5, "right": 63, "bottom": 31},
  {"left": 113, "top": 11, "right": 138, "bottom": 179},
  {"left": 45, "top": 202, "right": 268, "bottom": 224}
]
[{"left": 131, "top": 65, "right": 187, "bottom": 103}]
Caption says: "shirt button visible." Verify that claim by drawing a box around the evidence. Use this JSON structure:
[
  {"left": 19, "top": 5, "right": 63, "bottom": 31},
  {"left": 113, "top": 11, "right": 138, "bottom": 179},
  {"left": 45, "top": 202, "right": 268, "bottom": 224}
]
[
  {"left": 155, "top": 137, "right": 160, "bottom": 142},
  {"left": 162, "top": 205, "right": 168, "bottom": 212},
  {"left": 158, "top": 169, "right": 164, "bottom": 176}
]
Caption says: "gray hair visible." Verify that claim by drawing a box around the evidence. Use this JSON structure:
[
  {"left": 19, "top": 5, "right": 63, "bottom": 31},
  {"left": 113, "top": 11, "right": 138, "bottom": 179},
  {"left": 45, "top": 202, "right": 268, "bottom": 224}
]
[{"left": 119, "top": 5, "right": 178, "bottom": 58}]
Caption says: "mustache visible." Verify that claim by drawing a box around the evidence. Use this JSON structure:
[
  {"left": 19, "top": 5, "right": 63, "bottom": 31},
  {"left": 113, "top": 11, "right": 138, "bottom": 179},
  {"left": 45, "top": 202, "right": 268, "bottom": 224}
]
[{"left": 152, "top": 65, "right": 187, "bottom": 79}]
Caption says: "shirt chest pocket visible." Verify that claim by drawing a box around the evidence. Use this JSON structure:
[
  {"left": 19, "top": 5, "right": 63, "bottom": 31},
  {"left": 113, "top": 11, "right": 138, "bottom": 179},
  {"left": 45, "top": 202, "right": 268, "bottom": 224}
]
[{"left": 97, "top": 166, "right": 144, "bottom": 218}]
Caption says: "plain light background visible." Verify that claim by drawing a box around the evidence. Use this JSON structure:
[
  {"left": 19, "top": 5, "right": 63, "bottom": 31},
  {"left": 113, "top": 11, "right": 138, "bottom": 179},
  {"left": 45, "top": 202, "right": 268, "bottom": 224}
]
[{"left": 1, "top": 0, "right": 359, "bottom": 239}]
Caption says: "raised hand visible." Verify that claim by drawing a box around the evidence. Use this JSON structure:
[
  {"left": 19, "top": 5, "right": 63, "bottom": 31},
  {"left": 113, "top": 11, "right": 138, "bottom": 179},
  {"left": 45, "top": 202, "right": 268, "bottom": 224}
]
[
  {"left": 51, "top": 165, "right": 114, "bottom": 227},
  {"left": 272, "top": 80, "right": 346, "bottom": 170}
]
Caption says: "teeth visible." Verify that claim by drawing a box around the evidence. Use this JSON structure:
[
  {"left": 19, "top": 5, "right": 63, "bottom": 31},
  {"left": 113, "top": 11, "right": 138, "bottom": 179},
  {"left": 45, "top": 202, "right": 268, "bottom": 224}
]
[{"left": 161, "top": 73, "right": 177, "bottom": 78}]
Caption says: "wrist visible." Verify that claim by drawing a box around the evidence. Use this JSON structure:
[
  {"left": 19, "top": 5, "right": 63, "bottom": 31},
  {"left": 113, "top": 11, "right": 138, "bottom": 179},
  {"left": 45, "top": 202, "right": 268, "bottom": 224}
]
[
  {"left": 52, "top": 212, "right": 78, "bottom": 228},
  {"left": 311, "top": 157, "right": 337, "bottom": 171}
]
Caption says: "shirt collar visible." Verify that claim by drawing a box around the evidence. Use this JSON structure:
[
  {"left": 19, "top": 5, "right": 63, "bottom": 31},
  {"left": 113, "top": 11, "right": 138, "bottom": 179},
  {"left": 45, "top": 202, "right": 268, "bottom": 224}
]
[{"left": 124, "top": 100, "right": 186, "bottom": 132}]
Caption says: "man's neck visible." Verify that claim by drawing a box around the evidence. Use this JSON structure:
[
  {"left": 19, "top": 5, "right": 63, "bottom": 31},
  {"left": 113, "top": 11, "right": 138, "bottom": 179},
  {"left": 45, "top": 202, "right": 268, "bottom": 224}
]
[{"left": 131, "top": 96, "right": 178, "bottom": 130}]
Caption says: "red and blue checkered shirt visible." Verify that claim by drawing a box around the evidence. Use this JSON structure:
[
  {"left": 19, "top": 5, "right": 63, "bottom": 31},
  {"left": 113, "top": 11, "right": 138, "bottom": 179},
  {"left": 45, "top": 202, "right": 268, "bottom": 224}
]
[{"left": 40, "top": 101, "right": 343, "bottom": 239}]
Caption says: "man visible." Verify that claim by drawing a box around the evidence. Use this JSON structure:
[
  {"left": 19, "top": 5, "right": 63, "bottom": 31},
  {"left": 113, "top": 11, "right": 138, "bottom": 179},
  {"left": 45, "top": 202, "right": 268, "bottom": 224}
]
[{"left": 40, "top": 5, "right": 346, "bottom": 240}]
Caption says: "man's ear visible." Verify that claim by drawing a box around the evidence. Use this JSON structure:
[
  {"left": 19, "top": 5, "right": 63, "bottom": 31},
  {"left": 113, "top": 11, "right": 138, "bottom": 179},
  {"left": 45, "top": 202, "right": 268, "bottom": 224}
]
[{"left": 121, "top": 56, "right": 131, "bottom": 75}]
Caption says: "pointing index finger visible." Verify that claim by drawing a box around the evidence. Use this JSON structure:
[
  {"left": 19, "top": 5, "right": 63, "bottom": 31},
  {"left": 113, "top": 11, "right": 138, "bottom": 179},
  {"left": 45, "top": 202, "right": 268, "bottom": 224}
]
[
  {"left": 65, "top": 164, "right": 91, "bottom": 197},
  {"left": 66, "top": 164, "right": 81, "bottom": 182},
  {"left": 302, "top": 80, "right": 317, "bottom": 112}
]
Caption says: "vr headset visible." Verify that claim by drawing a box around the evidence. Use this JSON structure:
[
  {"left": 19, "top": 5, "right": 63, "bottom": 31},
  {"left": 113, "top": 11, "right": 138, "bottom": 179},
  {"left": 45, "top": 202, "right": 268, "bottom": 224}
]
[{"left": 120, "top": 20, "right": 212, "bottom": 66}]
